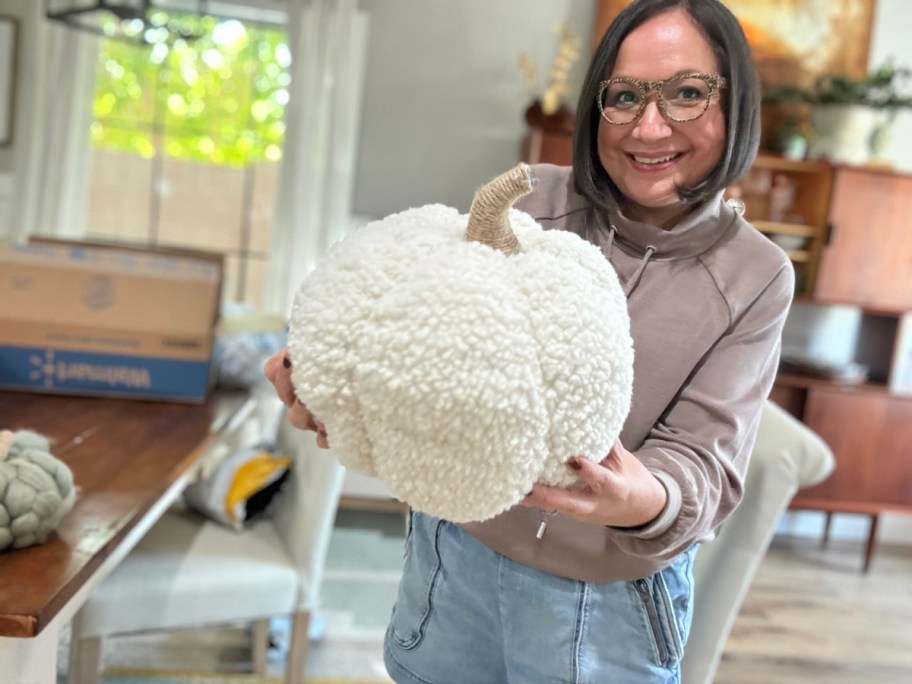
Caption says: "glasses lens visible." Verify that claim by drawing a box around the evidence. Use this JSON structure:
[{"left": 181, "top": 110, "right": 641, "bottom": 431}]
[
  {"left": 660, "top": 76, "right": 713, "bottom": 121},
  {"left": 600, "top": 81, "right": 644, "bottom": 124}
]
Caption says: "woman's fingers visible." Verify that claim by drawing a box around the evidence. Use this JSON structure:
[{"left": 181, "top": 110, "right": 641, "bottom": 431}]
[
  {"left": 264, "top": 348, "right": 331, "bottom": 449},
  {"left": 263, "top": 348, "right": 297, "bottom": 407},
  {"left": 287, "top": 398, "right": 317, "bottom": 431},
  {"left": 521, "top": 481, "right": 598, "bottom": 518},
  {"left": 315, "top": 422, "right": 330, "bottom": 449}
]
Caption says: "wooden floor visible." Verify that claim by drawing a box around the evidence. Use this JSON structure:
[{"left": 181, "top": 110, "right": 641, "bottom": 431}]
[
  {"left": 69, "top": 533, "right": 912, "bottom": 683},
  {"left": 715, "top": 535, "right": 912, "bottom": 683}
]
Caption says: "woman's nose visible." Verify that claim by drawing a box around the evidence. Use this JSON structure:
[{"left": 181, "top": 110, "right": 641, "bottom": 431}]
[{"left": 632, "top": 101, "right": 672, "bottom": 141}]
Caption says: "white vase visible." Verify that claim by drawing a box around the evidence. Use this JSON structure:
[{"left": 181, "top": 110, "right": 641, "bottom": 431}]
[{"left": 808, "top": 104, "right": 884, "bottom": 166}]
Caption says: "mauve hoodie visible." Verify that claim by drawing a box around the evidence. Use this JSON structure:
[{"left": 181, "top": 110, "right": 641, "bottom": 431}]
[{"left": 461, "top": 163, "right": 794, "bottom": 582}]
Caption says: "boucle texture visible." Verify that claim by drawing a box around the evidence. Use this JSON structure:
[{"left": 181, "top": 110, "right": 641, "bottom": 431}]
[
  {"left": 288, "top": 164, "right": 633, "bottom": 522},
  {"left": 0, "top": 429, "right": 76, "bottom": 551}
]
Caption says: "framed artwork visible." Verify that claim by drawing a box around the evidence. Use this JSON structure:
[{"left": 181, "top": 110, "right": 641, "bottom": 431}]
[
  {"left": 0, "top": 16, "right": 18, "bottom": 147},
  {"left": 594, "top": 0, "right": 877, "bottom": 88}
]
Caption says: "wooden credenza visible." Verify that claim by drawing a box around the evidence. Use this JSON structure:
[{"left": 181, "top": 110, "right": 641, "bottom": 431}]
[
  {"left": 770, "top": 164, "right": 912, "bottom": 572},
  {"left": 772, "top": 377, "right": 912, "bottom": 570}
]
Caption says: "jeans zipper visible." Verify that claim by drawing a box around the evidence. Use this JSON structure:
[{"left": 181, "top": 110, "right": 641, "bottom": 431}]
[{"left": 634, "top": 578, "right": 669, "bottom": 666}]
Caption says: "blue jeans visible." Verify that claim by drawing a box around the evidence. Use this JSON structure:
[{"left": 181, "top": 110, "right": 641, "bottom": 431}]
[{"left": 383, "top": 512, "right": 696, "bottom": 684}]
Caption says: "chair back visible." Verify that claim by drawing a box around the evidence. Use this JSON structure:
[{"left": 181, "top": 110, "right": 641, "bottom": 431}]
[
  {"left": 682, "top": 400, "right": 835, "bottom": 684},
  {"left": 269, "top": 404, "right": 345, "bottom": 613}
]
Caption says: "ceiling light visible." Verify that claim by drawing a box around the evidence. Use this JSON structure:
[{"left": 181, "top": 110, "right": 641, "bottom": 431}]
[{"left": 45, "top": 0, "right": 210, "bottom": 46}]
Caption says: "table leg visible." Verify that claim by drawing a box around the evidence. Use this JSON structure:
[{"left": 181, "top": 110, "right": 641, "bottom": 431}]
[
  {"left": 0, "top": 622, "right": 60, "bottom": 684},
  {"left": 863, "top": 513, "right": 880, "bottom": 573}
]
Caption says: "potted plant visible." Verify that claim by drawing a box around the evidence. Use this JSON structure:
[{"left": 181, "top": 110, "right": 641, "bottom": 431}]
[{"left": 763, "top": 61, "right": 912, "bottom": 165}]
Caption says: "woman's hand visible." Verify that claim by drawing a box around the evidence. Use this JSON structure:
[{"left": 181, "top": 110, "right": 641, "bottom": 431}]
[
  {"left": 263, "top": 348, "right": 329, "bottom": 448},
  {"left": 519, "top": 440, "right": 666, "bottom": 528}
]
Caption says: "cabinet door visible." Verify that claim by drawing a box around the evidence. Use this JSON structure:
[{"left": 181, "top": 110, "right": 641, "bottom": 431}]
[
  {"left": 795, "top": 387, "right": 912, "bottom": 508},
  {"left": 815, "top": 167, "right": 912, "bottom": 309}
]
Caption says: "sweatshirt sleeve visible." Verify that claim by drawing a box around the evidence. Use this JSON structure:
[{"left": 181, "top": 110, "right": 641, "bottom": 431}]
[{"left": 606, "top": 260, "right": 795, "bottom": 560}]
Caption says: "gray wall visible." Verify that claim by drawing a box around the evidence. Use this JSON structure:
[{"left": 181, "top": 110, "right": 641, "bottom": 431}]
[
  {"left": 352, "top": 0, "right": 596, "bottom": 218},
  {"left": 0, "top": 0, "right": 30, "bottom": 173}
]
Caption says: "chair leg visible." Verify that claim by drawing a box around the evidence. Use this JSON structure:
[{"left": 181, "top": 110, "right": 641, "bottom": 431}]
[
  {"left": 285, "top": 611, "right": 311, "bottom": 684},
  {"left": 67, "top": 635, "right": 102, "bottom": 684},
  {"left": 251, "top": 619, "right": 270, "bottom": 675}
]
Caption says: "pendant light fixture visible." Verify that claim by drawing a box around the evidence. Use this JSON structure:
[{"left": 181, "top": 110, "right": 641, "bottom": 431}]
[{"left": 44, "top": 0, "right": 209, "bottom": 45}]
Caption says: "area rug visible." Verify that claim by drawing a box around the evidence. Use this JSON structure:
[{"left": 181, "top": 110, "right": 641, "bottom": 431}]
[{"left": 99, "top": 668, "right": 391, "bottom": 684}]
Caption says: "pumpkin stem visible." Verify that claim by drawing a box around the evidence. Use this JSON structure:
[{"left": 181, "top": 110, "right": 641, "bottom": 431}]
[
  {"left": 0, "top": 430, "right": 13, "bottom": 463},
  {"left": 465, "top": 163, "right": 535, "bottom": 254}
]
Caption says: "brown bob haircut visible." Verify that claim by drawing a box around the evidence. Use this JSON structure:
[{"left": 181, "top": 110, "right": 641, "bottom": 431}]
[{"left": 573, "top": 0, "right": 761, "bottom": 212}]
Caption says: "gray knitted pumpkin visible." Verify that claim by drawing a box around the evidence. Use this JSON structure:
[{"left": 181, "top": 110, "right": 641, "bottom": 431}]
[{"left": 0, "top": 429, "right": 76, "bottom": 551}]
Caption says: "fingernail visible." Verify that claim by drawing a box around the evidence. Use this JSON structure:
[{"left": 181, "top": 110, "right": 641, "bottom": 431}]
[
  {"left": 283, "top": 355, "right": 291, "bottom": 368},
  {"left": 567, "top": 458, "right": 582, "bottom": 471}
]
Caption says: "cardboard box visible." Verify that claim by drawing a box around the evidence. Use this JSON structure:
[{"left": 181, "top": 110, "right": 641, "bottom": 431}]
[{"left": 0, "top": 238, "right": 223, "bottom": 402}]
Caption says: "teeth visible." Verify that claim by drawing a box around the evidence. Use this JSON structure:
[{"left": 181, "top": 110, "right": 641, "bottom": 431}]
[{"left": 633, "top": 154, "right": 676, "bottom": 164}]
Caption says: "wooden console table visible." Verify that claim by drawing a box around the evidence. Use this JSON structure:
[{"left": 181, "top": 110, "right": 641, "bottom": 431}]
[{"left": 0, "top": 389, "right": 251, "bottom": 684}]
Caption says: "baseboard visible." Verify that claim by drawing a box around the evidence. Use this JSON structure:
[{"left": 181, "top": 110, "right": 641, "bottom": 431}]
[{"left": 777, "top": 509, "right": 912, "bottom": 546}]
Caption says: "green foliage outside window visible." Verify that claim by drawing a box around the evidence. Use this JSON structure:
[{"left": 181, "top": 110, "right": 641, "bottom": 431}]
[{"left": 91, "top": 17, "right": 289, "bottom": 167}]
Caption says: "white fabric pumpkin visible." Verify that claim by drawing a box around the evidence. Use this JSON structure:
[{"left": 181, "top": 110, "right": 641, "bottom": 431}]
[
  {"left": 0, "top": 429, "right": 76, "bottom": 551},
  {"left": 288, "top": 164, "right": 633, "bottom": 522}
]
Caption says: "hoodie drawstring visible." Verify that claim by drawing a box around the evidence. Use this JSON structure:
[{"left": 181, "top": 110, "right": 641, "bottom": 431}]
[
  {"left": 595, "top": 216, "right": 656, "bottom": 298},
  {"left": 603, "top": 222, "right": 616, "bottom": 259},
  {"left": 623, "top": 244, "right": 656, "bottom": 297}
]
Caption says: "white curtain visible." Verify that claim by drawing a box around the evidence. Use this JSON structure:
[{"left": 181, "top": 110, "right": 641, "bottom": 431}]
[
  {"left": 262, "top": 0, "right": 369, "bottom": 316},
  {"left": 5, "top": 7, "right": 97, "bottom": 242}
]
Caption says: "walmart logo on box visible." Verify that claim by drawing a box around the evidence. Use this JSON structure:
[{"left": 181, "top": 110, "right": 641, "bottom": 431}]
[{"left": 1, "top": 346, "right": 209, "bottom": 399}]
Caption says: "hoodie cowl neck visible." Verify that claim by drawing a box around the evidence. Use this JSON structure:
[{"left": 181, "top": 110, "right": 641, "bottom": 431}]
[{"left": 562, "top": 172, "right": 741, "bottom": 261}]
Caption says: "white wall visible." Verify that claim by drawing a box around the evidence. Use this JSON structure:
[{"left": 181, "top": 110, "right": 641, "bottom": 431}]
[{"left": 868, "top": 0, "right": 912, "bottom": 172}]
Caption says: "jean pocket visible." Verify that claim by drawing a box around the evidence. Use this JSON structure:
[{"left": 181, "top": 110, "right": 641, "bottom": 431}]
[
  {"left": 633, "top": 572, "right": 684, "bottom": 669},
  {"left": 390, "top": 514, "right": 445, "bottom": 650}
]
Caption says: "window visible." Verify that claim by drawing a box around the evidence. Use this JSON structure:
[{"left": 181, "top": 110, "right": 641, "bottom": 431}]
[{"left": 85, "top": 15, "right": 290, "bottom": 307}]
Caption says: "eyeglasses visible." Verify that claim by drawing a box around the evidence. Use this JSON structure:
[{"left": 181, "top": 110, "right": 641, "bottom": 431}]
[{"left": 597, "top": 73, "right": 726, "bottom": 125}]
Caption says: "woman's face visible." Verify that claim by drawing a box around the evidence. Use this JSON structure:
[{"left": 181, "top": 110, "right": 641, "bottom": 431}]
[{"left": 597, "top": 8, "right": 726, "bottom": 228}]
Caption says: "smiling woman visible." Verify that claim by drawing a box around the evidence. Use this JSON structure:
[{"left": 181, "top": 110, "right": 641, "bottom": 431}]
[
  {"left": 591, "top": 9, "right": 728, "bottom": 228},
  {"left": 260, "top": 2, "right": 795, "bottom": 683}
]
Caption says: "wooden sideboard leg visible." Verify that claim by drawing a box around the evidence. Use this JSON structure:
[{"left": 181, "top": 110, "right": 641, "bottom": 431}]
[
  {"left": 863, "top": 513, "right": 880, "bottom": 573},
  {"left": 822, "top": 511, "right": 833, "bottom": 546}
]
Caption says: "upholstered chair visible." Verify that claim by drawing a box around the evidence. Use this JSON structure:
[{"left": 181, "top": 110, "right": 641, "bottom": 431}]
[{"left": 67, "top": 396, "right": 345, "bottom": 684}]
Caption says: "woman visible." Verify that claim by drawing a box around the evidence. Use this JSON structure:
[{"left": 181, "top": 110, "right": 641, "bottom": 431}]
[{"left": 265, "top": 1, "right": 793, "bottom": 681}]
